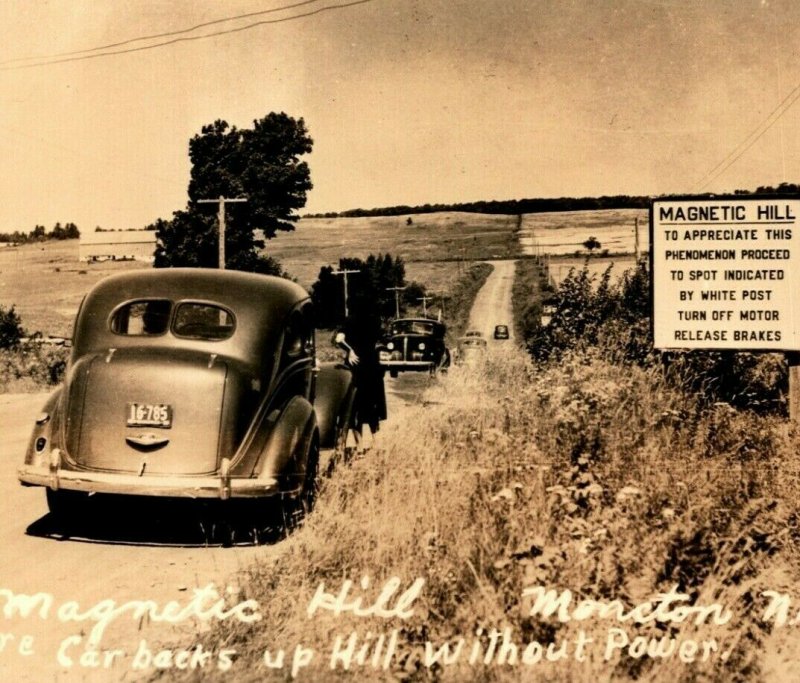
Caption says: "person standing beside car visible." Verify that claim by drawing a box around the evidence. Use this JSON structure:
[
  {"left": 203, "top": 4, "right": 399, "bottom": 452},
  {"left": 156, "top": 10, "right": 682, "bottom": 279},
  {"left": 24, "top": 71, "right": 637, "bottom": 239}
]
[{"left": 333, "top": 300, "right": 387, "bottom": 451}]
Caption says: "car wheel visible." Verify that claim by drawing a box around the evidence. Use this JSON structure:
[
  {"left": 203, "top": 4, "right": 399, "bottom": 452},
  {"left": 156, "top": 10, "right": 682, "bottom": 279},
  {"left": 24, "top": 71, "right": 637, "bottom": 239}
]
[
  {"left": 276, "top": 436, "right": 320, "bottom": 533},
  {"left": 299, "top": 437, "right": 320, "bottom": 516},
  {"left": 46, "top": 488, "right": 88, "bottom": 520}
]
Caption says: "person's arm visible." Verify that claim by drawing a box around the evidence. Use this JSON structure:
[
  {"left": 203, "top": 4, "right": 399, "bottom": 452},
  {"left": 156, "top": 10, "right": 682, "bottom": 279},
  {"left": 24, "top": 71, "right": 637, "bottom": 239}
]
[{"left": 333, "top": 331, "right": 360, "bottom": 365}]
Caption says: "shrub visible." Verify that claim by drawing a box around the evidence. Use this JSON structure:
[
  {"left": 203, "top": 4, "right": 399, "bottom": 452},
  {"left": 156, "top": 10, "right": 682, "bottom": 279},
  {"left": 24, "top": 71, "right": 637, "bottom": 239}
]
[
  {"left": 0, "top": 305, "right": 25, "bottom": 349},
  {"left": 529, "top": 259, "right": 788, "bottom": 413},
  {"left": 0, "top": 344, "right": 69, "bottom": 392}
]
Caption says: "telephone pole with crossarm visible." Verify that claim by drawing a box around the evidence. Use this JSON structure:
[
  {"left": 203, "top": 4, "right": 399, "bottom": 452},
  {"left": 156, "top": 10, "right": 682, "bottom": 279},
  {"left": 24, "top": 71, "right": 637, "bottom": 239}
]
[{"left": 197, "top": 195, "right": 248, "bottom": 269}]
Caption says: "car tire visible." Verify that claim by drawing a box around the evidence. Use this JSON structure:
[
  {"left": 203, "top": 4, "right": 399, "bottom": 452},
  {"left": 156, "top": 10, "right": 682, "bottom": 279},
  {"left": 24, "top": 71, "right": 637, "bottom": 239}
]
[
  {"left": 277, "top": 435, "right": 320, "bottom": 533},
  {"left": 299, "top": 437, "right": 320, "bottom": 516}
]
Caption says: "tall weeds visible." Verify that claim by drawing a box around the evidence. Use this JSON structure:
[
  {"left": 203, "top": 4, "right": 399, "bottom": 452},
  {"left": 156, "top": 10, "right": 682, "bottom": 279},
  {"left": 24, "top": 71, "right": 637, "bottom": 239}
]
[{"left": 172, "top": 347, "right": 798, "bottom": 682}]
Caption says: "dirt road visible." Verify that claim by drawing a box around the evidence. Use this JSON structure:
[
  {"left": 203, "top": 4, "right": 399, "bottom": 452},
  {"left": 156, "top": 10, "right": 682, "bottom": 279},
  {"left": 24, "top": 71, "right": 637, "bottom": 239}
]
[
  {"left": 466, "top": 259, "right": 515, "bottom": 341},
  {"left": 0, "top": 261, "right": 518, "bottom": 680}
]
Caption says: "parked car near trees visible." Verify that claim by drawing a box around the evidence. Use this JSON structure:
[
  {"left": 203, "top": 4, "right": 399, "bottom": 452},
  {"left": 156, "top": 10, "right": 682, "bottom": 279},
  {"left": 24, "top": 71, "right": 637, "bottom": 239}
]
[
  {"left": 18, "top": 269, "right": 355, "bottom": 526},
  {"left": 378, "top": 317, "right": 450, "bottom": 378}
]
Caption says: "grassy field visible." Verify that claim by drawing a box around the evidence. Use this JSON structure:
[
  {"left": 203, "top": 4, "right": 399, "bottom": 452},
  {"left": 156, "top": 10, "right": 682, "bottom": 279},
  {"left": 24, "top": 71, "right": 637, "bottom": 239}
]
[
  {"left": 0, "top": 212, "right": 519, "bottom": 338},
  {"left": 0, "top": 241, "right": 142, "bottom": 337},
  {"left": 266, "top": 212, "right": 520, "bottom": 290},
  {"left": 520, "top": 208, "right": 649, "bottom": 257}
]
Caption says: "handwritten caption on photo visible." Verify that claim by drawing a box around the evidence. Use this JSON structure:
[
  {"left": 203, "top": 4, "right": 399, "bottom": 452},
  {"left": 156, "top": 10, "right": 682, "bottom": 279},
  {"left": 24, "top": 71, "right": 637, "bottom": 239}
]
[{"left": 1, "top": 577, "right": 798, "bottom": 675}]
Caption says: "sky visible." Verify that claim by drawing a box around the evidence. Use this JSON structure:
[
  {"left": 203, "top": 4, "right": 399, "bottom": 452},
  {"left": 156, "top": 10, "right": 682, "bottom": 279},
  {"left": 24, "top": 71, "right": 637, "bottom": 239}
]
[{"left": 1, "top": 0, "right": 799, "bottom": 231}]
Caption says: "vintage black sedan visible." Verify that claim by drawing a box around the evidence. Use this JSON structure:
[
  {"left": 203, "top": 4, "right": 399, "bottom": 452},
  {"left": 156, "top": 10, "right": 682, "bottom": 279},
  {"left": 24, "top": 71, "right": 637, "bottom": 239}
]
[
  {"left": 18, "top": 269, "right": 355, "bottom": 522},
  {"left": 378, "top": 317, "right": 450, "bottom": 378}
]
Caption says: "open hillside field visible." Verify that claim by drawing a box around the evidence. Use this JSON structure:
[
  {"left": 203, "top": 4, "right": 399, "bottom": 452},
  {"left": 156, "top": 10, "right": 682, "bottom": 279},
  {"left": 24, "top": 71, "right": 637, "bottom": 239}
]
[
  {"left": 265, "top": 212, "right": 520, "bottom": 288},
  {"left": 0, "top": 212, "right": 519, "bottom": 337},
  {"left": 0, "top": 241, "right": 143, "bottom": 338},
  {"left": 519, "top": 207, "right": 649, "bottom": 256}
]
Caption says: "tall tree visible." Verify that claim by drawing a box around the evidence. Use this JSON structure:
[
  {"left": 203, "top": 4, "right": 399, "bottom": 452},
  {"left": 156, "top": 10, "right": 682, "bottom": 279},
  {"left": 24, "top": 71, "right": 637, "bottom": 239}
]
[{"left": 154, "top": 113, "right": 313, "bottom": 272}]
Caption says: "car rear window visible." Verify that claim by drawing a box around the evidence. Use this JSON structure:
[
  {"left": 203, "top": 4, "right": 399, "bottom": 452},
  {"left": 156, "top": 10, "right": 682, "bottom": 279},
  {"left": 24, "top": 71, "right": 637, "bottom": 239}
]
[
  {"left": 173, "top": 303, "right": 235, "bottom": 340},
  {"left": 111, "top": 300, "right": 172, "bottom": 335}
]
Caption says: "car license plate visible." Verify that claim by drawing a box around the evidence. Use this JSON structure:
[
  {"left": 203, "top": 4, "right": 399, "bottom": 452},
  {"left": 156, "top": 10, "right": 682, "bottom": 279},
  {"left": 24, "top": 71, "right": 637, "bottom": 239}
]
[{"left": 126, "top": 403, "right": 172, "bottom": 428}]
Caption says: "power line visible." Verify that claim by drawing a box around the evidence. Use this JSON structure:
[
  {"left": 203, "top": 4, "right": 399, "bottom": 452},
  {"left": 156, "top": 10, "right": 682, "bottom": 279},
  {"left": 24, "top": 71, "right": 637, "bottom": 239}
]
[
  {"left": 0, "top": 0, "right": 323, "bottom": 66},
  {"left": 1, "top": 0, "right": 375, "bottom": 71},
  {"left": 692, "top": 79, "right": 800, "bottom": 192}
]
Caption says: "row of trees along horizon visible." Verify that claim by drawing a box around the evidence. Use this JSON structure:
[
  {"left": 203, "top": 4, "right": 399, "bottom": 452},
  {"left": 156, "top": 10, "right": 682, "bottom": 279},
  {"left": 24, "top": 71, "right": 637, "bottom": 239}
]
[{"left": 0, "top": 222, "right": 79, "bottom": 244}]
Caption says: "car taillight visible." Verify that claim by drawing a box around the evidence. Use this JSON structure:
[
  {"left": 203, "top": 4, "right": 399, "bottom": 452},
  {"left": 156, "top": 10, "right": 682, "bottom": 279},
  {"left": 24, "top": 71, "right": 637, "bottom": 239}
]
[{"left": 387, "top": 342, "right": 395, "bottom": 350}]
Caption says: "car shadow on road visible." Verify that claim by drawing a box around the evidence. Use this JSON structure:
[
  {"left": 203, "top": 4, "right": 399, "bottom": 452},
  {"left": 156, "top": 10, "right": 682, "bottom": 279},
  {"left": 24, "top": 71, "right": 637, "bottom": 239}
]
[{"left": 25, "top": 497, "right": 293, "bottom": 547}]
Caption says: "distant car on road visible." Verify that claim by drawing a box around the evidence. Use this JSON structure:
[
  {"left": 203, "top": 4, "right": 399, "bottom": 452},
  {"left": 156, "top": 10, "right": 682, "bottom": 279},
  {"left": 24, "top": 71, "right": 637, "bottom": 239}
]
[
  {"left": 18, "top": 269, "right": 356, "bottom": 526},
  {"left": 493, "top": 324, "right": 510, "bottom": 340},
  {"left": 378, "top": 317, "right": 450, "bottom": 378},
  {"left": 455, "top": 335, "right": 488, "bottom": 366},
  {"left": 464, "top": 329, "right": 483, "bottom": 338}
]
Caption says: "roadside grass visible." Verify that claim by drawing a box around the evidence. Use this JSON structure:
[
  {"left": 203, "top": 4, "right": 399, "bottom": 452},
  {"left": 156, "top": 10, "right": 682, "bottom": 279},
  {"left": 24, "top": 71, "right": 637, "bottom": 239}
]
[
  {"left": 511, "top": 258, "right": 549, "bottom": 345},
  {"left": 171, "top": 347, "right": 799, "bottom": 682},
  {"left": 441, "top": 262, "right": 494, "bottom": 343}
]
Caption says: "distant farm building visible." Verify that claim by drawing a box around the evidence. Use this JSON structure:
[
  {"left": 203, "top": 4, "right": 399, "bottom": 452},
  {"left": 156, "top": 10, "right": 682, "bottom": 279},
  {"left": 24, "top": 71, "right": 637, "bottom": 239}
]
[{"left": 79, "top": 231, "right": 156, "bottom": 262}]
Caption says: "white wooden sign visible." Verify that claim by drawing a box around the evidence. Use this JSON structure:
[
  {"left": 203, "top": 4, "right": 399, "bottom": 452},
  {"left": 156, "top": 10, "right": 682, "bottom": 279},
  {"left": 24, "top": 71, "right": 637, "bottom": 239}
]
[{"left": 651, "top": 197, "right": 800, "bottom": 350}]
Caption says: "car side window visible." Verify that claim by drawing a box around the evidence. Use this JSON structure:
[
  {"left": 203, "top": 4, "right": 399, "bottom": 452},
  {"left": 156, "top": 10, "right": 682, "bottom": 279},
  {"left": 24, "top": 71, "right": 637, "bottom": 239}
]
[{"left": 111, "top": 300, "right": 172, "bottom": 336}]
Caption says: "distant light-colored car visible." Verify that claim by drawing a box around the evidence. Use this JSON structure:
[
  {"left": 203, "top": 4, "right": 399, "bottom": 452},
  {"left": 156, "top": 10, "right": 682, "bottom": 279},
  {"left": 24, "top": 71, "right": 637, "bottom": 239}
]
[
  {"left": 19, "top": 269, "right": 355, "bottom": 523},
  {"left": 493, "top": 324, "right": 510, "bottom": 340},
  {"left": 456, "top": 335, "right": 488, "bottom": 366}
]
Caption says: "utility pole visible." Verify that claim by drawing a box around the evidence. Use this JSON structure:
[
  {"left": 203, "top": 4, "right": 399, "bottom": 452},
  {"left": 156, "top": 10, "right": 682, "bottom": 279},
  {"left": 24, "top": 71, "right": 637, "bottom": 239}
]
[
  {"left": 333, "top": 268, "right": 359, "bottom": 318},
  {"left": 417, "top": 295, "right": 433, "bottom": 317},
  {"left": 385, "top": 285, "right": 406, "bottom": 318},
  {"left": 197, "top": 195, "right": 248, "bottom": 269},
  {"left": 426, "top": 290, "right": 446, "bottom": 319},
  {"left": 634, "top": 216, "right": 640, "bottom": 261}
]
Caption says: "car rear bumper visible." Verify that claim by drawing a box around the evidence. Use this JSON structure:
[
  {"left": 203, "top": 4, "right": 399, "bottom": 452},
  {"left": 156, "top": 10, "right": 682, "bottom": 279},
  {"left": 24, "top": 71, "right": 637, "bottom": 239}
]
[{"left": 18, "top": 464, "right": 281, "bottom": 500}]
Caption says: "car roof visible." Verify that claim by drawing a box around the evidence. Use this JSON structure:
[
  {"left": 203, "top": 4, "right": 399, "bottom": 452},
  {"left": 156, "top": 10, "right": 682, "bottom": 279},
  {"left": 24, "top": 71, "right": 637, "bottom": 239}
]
[{"left": 72, "top": 268, "right": 310, "bottom": 365}]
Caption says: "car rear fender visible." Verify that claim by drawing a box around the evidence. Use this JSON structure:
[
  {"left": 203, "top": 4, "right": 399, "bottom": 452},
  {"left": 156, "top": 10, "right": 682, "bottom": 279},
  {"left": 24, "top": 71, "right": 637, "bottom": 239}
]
[
  {"left": 23, "top": 389, "right": 63, "bottom": 468},
  {"left": 315, "top": 363, "right": 355, "bottom": 449},
  {"left": 252, "top": 396, "right": 317, "bottom": 492}
]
